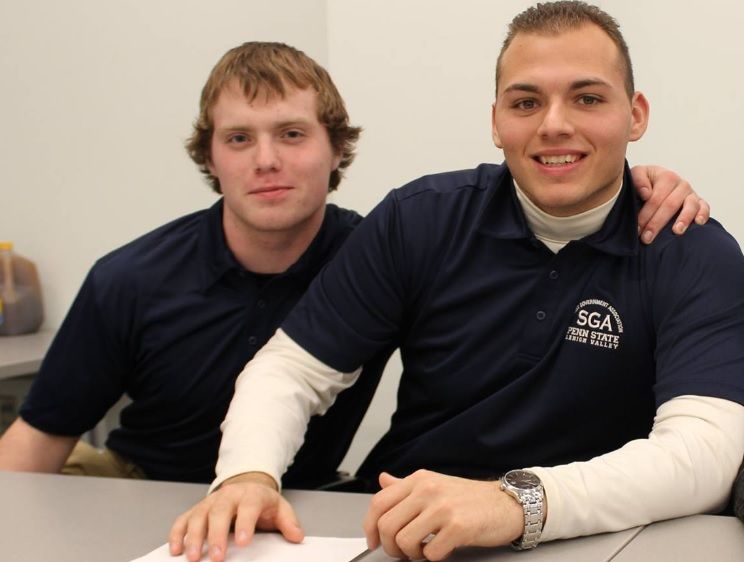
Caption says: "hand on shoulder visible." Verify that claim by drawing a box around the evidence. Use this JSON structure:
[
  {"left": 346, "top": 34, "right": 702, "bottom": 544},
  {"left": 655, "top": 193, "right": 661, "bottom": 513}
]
[{"left": 631, "top": 164, "right": 709, "bottom": 244}]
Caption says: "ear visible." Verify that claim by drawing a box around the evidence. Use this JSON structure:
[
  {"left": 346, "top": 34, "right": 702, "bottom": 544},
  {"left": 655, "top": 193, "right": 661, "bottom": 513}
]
[
  {"left": 491, "top": 102, "right": 504, "bottom": 148},
  {"left": 331, "top": 151, "right": 343, "bottom": 171},
  {"left": 628, "top": 92, "right": 650, "bottom": 142}
]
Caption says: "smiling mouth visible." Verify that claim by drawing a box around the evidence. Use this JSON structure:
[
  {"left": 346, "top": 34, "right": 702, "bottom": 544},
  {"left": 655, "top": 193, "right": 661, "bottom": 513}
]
[{"left": 535, "top": 154, "right": 584, "bottom": 166}]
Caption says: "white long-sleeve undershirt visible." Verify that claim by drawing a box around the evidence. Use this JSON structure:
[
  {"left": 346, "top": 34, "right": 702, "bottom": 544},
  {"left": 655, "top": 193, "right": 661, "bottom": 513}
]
[
  {"left": 212, "top": 329, "right": 360, "bottom": 493},
  {"left": 213, "top": 329, "right": 744, "bottom": 540}
]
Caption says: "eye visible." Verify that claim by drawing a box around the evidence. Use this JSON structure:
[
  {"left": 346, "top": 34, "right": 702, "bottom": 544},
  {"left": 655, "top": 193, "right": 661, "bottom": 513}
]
[
  {"left": 227, "top": 133, "right": 249, "bottom": 144},
  {"left": 282, "top": 129, "right": 305, "bottom": 141},
  {"left": 513, "top": 98, "right": 539, "bottom": 111},
  {"left": 578, "top": 95, "right": 601, "bottom": 106}
]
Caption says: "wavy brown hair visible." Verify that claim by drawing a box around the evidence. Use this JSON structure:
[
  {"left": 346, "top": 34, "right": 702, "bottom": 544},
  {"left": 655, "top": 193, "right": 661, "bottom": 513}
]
[{"left": 186, "top": 42, "right": 361, "bottom": 193}]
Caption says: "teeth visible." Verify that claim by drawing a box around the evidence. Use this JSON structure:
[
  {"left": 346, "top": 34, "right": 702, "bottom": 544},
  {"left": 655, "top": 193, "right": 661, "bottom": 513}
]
[{"left": 539, "top": 154, "right": 579, "bottom": 165}]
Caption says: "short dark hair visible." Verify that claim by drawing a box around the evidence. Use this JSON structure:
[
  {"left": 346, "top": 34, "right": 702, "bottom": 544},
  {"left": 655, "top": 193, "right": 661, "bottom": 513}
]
[{"left": 496, "top": 1, "right": 634, "bottom": 99}]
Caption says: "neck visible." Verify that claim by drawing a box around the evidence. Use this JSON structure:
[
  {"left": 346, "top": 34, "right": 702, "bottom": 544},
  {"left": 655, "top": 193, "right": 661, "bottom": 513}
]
[
  {"left": 223, "top": 210, "right": 325, "bottom": 274},
  {"left": 515, "top": 182, "right": 622, "bottom": 253}
]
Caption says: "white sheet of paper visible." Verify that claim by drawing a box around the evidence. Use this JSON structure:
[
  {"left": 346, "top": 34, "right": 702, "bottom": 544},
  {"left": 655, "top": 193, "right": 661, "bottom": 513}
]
[{"left": 130, "top": 534, "right": 368, "bottom": 562}]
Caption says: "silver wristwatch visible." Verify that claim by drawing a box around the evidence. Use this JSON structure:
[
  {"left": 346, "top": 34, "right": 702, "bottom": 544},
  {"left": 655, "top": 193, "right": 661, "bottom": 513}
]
[{"left": 500, "top": 469, "right": 544, "bottom": 550}]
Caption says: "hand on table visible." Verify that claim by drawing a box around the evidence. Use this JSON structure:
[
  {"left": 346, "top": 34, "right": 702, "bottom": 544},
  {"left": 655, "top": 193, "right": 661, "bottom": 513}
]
[
  {"left": 631, "top": 164, "right": 709, "bottom": 244},
  {"left": 168, "top": 472, "right": 303, "bottom": 562},
  {"left": 363, "top": 470, "right": 524, "bottom": 561}
]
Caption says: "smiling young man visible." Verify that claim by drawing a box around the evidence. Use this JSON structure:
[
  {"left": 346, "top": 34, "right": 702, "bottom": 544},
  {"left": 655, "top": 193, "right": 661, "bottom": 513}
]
[{"left": 169, "top": 5, "right": 744, "bottom": 562}]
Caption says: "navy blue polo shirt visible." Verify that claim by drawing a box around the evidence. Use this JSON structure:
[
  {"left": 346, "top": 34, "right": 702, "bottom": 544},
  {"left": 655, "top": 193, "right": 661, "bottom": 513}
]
[
  {"left": 284, "top": 163, "right": 744, "bottom": 483},
  {"left": 21, "top": 199, "right": 389, "bottom": 485}
]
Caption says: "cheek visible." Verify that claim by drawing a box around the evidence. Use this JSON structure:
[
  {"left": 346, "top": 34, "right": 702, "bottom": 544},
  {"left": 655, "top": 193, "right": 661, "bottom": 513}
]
[
  {"left": 494, "top": 117, "right": 533, "bottom": 153},
  {"left": 295, "top": 148, "right": 337, "bottom": 178},
  {"left": 210, "top": 150, "right": 247, "bottom": 179},
  {"left": 586, "top": 114, "right": 633, "bottom": 147}
]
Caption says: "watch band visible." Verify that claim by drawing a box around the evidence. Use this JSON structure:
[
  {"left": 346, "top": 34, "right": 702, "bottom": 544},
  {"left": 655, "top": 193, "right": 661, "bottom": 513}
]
[
  {"left": 500, "top": 469, "right": 544, "bottom": 550},
  {"left": 512, "top": 486, "right": 543, "bottom": 549}
]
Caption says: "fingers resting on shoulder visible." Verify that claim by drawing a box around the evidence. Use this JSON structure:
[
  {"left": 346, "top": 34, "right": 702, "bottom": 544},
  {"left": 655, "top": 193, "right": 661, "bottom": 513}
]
[{"left": 631, "top": 165, "right": 709, "bottom": 244}]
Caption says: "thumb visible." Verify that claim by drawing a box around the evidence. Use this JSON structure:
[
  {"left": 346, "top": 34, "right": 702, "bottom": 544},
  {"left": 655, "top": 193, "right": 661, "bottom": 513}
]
[{"left": 378, "top": 471, "right": 400, "bottom": 489}]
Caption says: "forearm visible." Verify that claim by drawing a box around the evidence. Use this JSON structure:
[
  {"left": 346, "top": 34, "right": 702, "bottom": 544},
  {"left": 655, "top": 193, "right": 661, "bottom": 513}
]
[
  {"left": 531, "top": 395, "right": 744, "bottom": 541},
  {"left": 213, "top": 329, "right": 360, "bottom": 492},
  {"left": 0, "top": 417, "right": 78, "bottom": 472}
]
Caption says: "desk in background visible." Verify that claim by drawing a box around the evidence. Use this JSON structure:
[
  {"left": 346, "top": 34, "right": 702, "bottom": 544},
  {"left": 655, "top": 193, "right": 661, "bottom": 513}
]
[
  {"left": 6, "top": 471, "right": 741, "bottom": 562},
  {"left": 0, "top": 329, "right": 55, "bottom": 380},
  {"left": 0, "top": 330, "right": 55, "bottom": 433}
]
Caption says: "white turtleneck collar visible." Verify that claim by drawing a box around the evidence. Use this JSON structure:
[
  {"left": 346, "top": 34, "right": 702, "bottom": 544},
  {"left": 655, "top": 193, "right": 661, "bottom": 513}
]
[{"left": 514, "top": 182, "right": 622, "bottom": 253}]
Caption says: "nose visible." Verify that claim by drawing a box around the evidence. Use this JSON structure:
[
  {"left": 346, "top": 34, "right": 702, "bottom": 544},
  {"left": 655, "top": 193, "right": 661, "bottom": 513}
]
[
  {"left": 254, "top": 137, "right": 280, "bottom": 172},
  {"left": 537, "top": 101, "right": 574, "bottom": 139}
]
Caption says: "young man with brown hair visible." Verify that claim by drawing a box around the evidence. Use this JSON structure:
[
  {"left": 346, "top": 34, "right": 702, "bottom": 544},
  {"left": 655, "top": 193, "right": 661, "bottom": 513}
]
[
  {"left": 0, "top": 42, "right": 391, "bottom": 487},
  {"left": 169, "top": 5, "right": 744, "bottom": 562}
]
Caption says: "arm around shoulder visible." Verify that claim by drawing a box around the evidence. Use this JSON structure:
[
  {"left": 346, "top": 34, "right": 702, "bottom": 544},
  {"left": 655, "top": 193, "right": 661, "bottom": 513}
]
[{"left": 0, "top": 417, "right": 78, "bottom": 473}]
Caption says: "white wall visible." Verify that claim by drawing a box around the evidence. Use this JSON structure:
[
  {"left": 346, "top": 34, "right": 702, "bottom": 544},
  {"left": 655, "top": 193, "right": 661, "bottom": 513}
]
[
  {"left": 1, "top": 0, "right": 328, "bottom": 327},
  {"left": 4, "top": 1, "right": 744, "bottom": 474},
  {"left": 327, "top": 0, "right": 744, "bottom": 236},
  {"left": 327, "top": 0, "right": 744, "bottom": 472}
]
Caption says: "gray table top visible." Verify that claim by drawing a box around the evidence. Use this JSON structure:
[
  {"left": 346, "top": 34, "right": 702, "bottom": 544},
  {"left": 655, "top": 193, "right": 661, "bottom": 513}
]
[
  {"left": 0, "top": 471, "right": 673, "bottom": 562},
  {"left": 611, "top": 513, "right": 744, "bottom": 562},
  {"left": 0, "top": 329, "right": 55, "bottom": 380}
]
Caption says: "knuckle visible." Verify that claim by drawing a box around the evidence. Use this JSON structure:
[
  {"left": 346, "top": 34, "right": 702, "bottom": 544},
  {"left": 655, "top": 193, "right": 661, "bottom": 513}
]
[
  {"left": 447, "top": 517, "right": 467, "bottom": 537},
  {"left": 377, "top": 513, "right": 396, "bottom": 536},
  {"left": 369, "top": 494, "right": 386, "bottom": 512},
  {"left": 660, "top": 197, "right": 679, "bottom": 213},
  {"left": 431, "top": 502, "right": 454, "bottom": 521},
  {"left": 395, "top": 531, "right": 419, "bottom": 553},
  {"left": 412, "top": 468, "right": 431, "bottom": 479},
  {"left": 417, "top": 478, "right": 441, "bottom": 496},
  {"left": 424, "top": 543, "right": 449, "bottom": 562}
]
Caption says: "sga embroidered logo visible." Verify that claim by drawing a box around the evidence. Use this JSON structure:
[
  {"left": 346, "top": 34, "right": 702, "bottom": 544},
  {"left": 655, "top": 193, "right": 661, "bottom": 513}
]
[{"left": 564, "top": 299, "right": 624, "bottom": 350}]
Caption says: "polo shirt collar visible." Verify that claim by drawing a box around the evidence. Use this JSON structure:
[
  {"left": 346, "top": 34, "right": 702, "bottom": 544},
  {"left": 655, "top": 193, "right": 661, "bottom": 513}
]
[
  {"left": 197, "top": 200, "right": 345, "bottom": 291},
  {"left": 197, "top": 199, "right": 243, "bottom": 291},
  {"left": 281, "top": 204, "right": 343, "bottom": 285},
  {"left": 476, "top": 162, "right": 640, "bottom": 257}
]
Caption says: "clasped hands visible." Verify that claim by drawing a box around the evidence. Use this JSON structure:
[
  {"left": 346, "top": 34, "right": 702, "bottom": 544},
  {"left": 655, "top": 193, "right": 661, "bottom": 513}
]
[{"left": 169, "top": 469, "right": 525, "bottom": 562}]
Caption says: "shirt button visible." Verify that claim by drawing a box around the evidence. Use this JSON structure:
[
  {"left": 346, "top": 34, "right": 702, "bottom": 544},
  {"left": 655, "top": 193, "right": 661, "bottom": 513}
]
[
  {"left": 536, "top": 311, "right": 547, "bottom": 321},
  {"left": 248, "top": 336, "right": 258, "bottom": 345},
  {"left": 549, "top": 270, "right": 559, "bottom": 280},
  {"left": 530, "top": 238, "right": 541, "bottom": 248},
  {"left": 257, "top": 300, "right": 266, "bottom": 309}
]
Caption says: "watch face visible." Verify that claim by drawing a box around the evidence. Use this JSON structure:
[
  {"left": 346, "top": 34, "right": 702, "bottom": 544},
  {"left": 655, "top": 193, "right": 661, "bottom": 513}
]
[{"left": 504, "top": 470, "right": 540, "bottom": 490}]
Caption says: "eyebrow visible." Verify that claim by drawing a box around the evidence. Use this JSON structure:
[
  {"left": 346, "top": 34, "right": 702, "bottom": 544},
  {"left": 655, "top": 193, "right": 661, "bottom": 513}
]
[
  {"left": 502, "top": 78, "right": 612, "bottom": 95},
  {"left": 215, "top": 119, "right": 314, "bottom": 133}
]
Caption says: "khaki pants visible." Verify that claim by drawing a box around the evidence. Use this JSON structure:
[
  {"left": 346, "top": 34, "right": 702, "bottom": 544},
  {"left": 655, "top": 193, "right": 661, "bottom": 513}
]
[{"left": 62, "top": 440, "right": 146, "bottom": 479}]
